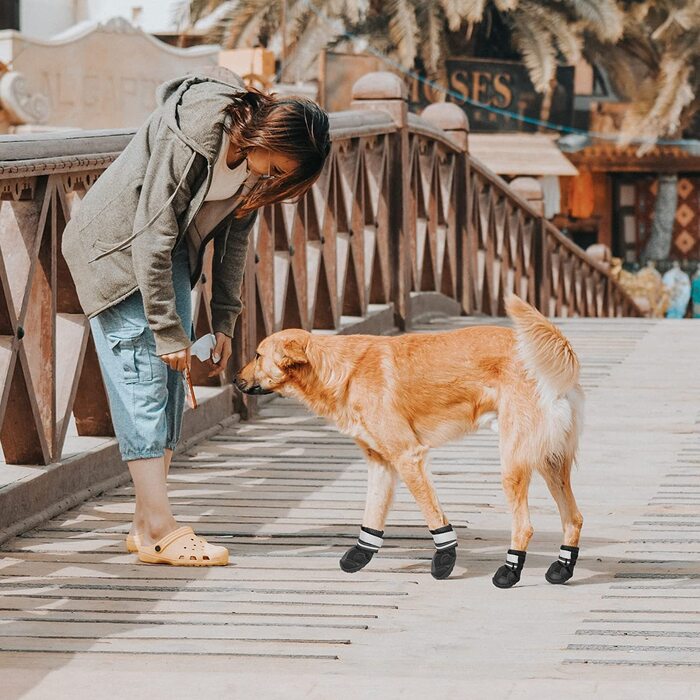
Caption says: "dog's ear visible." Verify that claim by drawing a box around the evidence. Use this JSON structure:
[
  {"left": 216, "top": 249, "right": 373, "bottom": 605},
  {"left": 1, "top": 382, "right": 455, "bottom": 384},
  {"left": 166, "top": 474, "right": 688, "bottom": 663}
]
[{"left": 281, "top": 337, "right": 308, "bottom": 367}]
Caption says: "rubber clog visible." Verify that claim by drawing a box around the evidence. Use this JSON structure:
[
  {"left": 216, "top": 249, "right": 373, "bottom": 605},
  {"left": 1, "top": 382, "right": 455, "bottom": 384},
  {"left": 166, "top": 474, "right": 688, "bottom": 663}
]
[
  {"left": 137, "top": 526, "right": 229, "bottom": 566},
  {"left": 125, "top": 532, "right": 142, "bottom": 553}
]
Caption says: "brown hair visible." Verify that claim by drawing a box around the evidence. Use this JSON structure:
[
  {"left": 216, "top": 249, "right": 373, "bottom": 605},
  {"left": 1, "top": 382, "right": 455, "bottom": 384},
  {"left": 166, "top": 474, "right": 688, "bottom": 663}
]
[{"left": 223, "top": 88, "right": 331, "bottom": 217}]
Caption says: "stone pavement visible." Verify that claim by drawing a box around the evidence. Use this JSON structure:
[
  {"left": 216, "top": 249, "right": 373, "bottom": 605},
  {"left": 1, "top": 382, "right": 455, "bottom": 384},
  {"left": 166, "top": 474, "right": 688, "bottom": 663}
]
[{"left": 0, "top": 317, "right": 698, "bottom": 699}]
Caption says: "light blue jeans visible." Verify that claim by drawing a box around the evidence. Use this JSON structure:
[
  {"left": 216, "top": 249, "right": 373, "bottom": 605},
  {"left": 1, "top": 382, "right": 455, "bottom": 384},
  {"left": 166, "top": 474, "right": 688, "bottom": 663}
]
[{"left": 90, "top": 242, "right": 192, "bottom": 461}]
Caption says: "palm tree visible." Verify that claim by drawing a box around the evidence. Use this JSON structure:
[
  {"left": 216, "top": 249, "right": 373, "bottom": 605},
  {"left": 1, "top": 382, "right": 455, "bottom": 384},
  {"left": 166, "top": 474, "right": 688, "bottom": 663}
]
[
  {"left": 585, "top": 1, "right": 700, "bottom": 260},
  {"left": 182, "top": 1, "right": 699, "bottom": 261},
  {"left": 588, "top": 1, "right": 700, "bottom": 145},
  {"left": 181, "top": 1, "right": 698, "bottom": 141},
  {"left": 179, "top": 0, "right": 623, "bottom": 88}
]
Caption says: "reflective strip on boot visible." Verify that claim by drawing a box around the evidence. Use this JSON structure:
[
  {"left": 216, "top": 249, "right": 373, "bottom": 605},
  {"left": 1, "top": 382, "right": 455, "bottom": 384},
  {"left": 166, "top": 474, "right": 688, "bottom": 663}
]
[
  {"left": 505, "top": 548, "right": 527, "bottom": 571},
  {"left": 357, "top": 526, "right": 384, "bottom": 553},
  {"left": 558, "top": 545, "right": 579, "bottom": 567},
  {"left": 430, "top": 524, "right": 457, "bottom": 550}
]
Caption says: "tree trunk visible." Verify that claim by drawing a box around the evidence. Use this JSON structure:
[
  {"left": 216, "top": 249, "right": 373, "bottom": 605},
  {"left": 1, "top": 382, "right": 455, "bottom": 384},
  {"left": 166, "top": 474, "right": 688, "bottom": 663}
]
[{"left": 643, "top": 173, "right": 678, "bottom": 262}]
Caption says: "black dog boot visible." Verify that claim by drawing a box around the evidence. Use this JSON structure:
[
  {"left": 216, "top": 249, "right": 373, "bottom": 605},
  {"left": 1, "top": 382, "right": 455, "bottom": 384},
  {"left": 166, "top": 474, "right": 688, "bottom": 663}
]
[
  {"left": 340, "top": 526, "right": 383, "bottom": 573},
  {"left": 430, "top": 524, "right": 458, "bottom": 580},
  {"left": 545, "top": 545, "right": 579, "bottom": 584},
  {"left": 492, "top": 549, "right": 526, "bottom": 588}
]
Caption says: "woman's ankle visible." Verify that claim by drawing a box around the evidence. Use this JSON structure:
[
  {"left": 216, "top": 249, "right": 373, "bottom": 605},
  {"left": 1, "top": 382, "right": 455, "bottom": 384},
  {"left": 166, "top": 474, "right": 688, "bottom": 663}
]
[{"left": 139, "top": 516, "right": 179, "bottom": 545}]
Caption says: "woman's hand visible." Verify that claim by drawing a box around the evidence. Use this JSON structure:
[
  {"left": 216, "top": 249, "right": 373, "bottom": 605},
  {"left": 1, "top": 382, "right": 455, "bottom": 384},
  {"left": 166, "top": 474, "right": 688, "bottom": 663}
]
[
  {"left": 160, "top": 347, "right": 191, "bottom": 372},
  {"left": 208, "top": 332, "right": 232, "bottom": 377}
]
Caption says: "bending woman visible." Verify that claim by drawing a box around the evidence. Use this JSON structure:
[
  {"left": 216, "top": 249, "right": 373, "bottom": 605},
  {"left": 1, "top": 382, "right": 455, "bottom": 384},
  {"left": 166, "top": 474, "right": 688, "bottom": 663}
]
[{"left": 62, "top": 68, "right": 330, "bottom": 566}]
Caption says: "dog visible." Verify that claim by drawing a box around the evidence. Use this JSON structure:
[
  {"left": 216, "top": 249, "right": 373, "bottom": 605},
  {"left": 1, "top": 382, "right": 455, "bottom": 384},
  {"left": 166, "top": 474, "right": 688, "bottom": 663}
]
[{"left": 235, "top": 295, "right": 584, "bottom": 587}]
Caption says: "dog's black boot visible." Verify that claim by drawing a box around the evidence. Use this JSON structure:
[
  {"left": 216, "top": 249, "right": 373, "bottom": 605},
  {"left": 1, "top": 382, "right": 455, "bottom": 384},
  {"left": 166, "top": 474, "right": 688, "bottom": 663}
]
[
  {"left": 430, "top": 524, "right": 458, "bottom": 580},
  {"left": 340, "top": 526, "right": 384, "bottom": 573},
  {"left": 340, "top": 545, "right": 374, "bottom": 573},
  {"left": 545, "top": 545, "right": 579, "bottom": 584},
  {"left": 492, "top": 549, "right": 526, "bottom": 589},
  {"left": 431, "top": 545, "right": 457, "bottom": 579}
]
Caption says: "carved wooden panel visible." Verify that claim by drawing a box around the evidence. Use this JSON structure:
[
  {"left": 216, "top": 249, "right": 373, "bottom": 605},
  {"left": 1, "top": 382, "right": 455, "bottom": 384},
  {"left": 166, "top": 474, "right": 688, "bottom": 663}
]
[{"left": 0, "top": 115, "right": 640, "bottom": 465}]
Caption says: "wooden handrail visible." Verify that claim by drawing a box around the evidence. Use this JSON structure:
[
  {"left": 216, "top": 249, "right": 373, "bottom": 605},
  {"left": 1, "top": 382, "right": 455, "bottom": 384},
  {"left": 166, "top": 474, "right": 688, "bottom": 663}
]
[{"left": 0, "top": 90, "right": 641, "bottom": 465}]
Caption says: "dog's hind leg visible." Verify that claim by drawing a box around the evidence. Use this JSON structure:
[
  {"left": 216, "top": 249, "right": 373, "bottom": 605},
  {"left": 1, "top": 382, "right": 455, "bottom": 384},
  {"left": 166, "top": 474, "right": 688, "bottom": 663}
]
[
  {"left": 541, "top": 455, "right": 583, "bottom": 584},
  {"left": 393, "top": 447, "right": 458, "bottom": 580},
  {"left": 340, "top": 444, "right": 397, "bottom": 574},
  {"left": 493, "top": 459, "right": 534, "bottom": 589}
]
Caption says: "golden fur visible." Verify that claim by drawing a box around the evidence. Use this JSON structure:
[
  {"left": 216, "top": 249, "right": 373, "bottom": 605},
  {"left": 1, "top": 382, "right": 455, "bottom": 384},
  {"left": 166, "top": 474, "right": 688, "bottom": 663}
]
[{"left": 235, "top": 295, "right": 584, "bottom": 560}]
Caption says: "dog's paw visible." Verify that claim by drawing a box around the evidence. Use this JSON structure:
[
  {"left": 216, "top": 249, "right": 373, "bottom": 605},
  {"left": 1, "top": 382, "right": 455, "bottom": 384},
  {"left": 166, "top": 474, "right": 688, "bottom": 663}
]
[
  {"left": 545, "top": 560, "right": 574, "bottom": 584},
  {"left": 431, "top": 545, "right": 457, "bottom": 580},
  {"left": 492, "top": 564, "right": 521, "bottom": 589},
  {"left": 339, "top": 545, "right": 374, "bottom": 573}
]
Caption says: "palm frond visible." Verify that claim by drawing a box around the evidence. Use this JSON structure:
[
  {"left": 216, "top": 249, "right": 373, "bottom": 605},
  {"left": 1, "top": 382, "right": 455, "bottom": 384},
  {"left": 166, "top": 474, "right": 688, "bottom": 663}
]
[
  {"left": 342, "top": 0, "right": 370, "bottom": 25},
  {"left": 520, "top": 0, "right": 581, "bottom": 64},
  {"left": 622, "top": 55, "right": 695, "bottom": 144},
  {"left": 387, "top": 0, "right": 419, "bottom": 67},
  {"left": 280, "top": 7, "right": 346, "bottom": 81},
  {"left": 492, "top": 0, "right": 518, "bottom": 11},
  {"left": 438, "top": 0, "right": 464, "bottom": 31},
  {"left": 458, "top": 0, "right": 488, "bottom": 24},
  {"left": 418, "top": 2, "right": 444, "bottom": 75},
  {"left": 560, "top": 0, "right": 623, "bottom": 41},
  {"left": 217, "top": 0, "right": 273, "bottom": 48},
  {"left": 187, "top": 0, "right": 221, "bottom": 25},
  {"left": 510, "top": 9, "right": 557, "bottom": 92}
]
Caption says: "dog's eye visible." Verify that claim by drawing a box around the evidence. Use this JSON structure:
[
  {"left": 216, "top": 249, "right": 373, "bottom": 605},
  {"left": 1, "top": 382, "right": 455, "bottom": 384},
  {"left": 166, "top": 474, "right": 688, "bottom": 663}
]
[{"left": 254, "top": 352, "right": 260, "bottom": 360}]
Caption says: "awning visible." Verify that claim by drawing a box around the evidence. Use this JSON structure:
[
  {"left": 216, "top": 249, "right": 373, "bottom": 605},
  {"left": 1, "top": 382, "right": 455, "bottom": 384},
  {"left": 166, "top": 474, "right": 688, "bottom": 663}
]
[{"left": 468, "top": 134, "right": 578, "bottom": 177}]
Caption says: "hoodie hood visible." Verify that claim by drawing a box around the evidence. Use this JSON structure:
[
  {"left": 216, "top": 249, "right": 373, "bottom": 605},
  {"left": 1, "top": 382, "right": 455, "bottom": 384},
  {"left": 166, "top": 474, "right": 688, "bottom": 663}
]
[{"left": 156, "top": 67, "right": 247, "bottom": 162}]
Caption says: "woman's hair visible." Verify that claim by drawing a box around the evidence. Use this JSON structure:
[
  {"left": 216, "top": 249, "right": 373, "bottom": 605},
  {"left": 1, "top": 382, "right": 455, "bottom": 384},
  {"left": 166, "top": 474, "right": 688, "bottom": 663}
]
[{"left": 223, "top": 88, "right": 331, "bottom": 217}]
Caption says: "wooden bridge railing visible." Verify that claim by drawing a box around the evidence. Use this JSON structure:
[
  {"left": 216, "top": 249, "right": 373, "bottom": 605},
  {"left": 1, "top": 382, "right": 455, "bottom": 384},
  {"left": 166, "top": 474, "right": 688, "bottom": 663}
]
[{"left": 0, "top": 71, "right": 641, "bottom": 465}]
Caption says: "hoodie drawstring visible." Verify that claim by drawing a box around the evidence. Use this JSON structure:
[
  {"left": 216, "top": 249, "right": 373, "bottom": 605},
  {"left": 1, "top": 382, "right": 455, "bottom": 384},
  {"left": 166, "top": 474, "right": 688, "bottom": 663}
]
[
  {"left": 90, "top": 150, "right": 197, "bottom": 262},
  {"left": 218, "top": 172, "right": 260, "bottom": 263}
]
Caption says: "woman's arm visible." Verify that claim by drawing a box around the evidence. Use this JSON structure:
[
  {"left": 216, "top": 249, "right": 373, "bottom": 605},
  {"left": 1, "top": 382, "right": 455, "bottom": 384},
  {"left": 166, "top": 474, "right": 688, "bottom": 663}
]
[
  {"left": 131, "top": 134, "right": 202, "bottom": 357},
  {"left": 210, "top": 210, "right": 258, "bottom": 339}
]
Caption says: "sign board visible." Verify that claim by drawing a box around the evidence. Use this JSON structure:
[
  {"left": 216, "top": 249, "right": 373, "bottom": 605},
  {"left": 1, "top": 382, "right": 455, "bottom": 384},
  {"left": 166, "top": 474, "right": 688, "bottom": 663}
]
[
  {"left": 409, "top": 58, "right": 574, "bottom": 132},
  {"left": 0, "top": 18, "right": 219, "bottom": 129},
  {"left": 321, "top": 52, "right": 574, "bottom": 132}
]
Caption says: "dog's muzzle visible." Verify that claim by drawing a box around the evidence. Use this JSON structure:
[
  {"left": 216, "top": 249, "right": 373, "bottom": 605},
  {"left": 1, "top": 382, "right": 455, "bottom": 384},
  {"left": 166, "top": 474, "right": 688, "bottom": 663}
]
[{"left": 234, "top": 378, "right": 274, "bottom": 396}]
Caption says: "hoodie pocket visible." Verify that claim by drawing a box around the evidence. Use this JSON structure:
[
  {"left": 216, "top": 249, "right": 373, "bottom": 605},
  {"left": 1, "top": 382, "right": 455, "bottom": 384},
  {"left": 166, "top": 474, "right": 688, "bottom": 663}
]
[{"left": 105, "top": 326, "right": 154, "bottom": 385}]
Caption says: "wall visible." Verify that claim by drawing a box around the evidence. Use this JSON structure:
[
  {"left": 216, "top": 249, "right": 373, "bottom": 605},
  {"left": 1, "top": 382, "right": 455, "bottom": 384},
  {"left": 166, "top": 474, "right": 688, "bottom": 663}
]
[{"left": 20, "top": 0, "right": 184, "bottom": 39}]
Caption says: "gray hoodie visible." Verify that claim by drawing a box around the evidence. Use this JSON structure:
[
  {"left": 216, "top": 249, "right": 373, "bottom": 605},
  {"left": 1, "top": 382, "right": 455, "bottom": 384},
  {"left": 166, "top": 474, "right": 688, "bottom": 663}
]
[{"left": 61, "top": 69, "right": 257, "bottom": 356}]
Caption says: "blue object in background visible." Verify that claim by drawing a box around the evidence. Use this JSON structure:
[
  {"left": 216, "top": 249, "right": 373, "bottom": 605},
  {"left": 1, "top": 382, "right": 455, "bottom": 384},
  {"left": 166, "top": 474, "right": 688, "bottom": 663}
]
[
  {"left": 662, "top": 263, "right": 691, "bottom": 318},
  {"left": 692, "top": 272, "right": 700, "bottom": 319}
]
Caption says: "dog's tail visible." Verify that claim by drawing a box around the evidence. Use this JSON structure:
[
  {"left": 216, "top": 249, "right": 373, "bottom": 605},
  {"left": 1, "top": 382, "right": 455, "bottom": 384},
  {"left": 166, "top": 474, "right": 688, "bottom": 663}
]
[{"left": 505, "top": 294, "right": 579, "bottom": 398}]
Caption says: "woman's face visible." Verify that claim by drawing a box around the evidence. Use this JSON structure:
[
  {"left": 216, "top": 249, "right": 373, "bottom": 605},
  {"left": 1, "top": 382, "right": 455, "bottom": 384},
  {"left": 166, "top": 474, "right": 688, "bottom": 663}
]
[{"left": 246, "top": 148, "right": 299, "bottom": 181}]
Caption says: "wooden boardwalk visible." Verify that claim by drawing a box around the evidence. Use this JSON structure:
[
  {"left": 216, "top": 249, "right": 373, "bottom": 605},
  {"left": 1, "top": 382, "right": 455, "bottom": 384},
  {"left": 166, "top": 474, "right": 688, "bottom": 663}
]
[{"left": 0, "top": 317, "right": 699, "bottom": 698}]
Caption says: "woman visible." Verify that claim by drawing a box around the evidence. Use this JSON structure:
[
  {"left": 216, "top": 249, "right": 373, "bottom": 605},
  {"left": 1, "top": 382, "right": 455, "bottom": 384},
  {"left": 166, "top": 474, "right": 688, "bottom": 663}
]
[{"left": 62, "top": 67, "right": 330, "bottom": 566}]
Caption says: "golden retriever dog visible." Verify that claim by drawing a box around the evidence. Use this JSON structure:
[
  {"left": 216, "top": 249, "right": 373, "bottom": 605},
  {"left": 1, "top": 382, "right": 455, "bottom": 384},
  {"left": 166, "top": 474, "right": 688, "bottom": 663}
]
[{"left": 235, "top": 295, "right": 583, "bottom": 587}]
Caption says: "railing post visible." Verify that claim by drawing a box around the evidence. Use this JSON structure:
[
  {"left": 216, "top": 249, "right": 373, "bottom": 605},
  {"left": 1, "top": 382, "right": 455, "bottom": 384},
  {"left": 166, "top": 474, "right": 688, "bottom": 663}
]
[
  {"left": 510, "top": 177, "right": 546, "bottom": 312},
  {"left": 421, "top": 103, "right": 469, "bottom": 314},
  {"left": 509, "top": 176, "right": 544, "bottom": 217},
  {"left": 351, "top": 72, "right": 410, "bottom": 329}
]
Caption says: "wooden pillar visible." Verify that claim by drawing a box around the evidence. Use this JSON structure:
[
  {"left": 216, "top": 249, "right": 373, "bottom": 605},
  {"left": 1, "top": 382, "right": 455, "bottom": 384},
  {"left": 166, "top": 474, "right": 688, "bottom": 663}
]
[
  {"left": 351, "top": 72, "right": 410, "bottom": 329},
  {"left": 509, "top": 177, "right": 546, "bottom": 312},
  {"left": 509, "top": 176, "right": 544, "bottom": 216},
  {"left": 421, "top": 103, "right": 469, "bottom": 313}
]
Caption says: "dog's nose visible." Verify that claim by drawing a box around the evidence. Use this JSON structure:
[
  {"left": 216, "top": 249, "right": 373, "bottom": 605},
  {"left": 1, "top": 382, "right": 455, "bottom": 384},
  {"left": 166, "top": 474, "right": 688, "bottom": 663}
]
[{"left": 233, "top": 376, "right": 247, "bottom": 391}]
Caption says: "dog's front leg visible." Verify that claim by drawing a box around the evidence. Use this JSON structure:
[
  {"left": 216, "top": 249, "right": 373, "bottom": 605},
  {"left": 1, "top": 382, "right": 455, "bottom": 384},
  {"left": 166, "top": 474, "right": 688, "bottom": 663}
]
[
  {"left": 394, "top": 448, "right": 458, "bottom": 580},
  {"left": 340, "top": 448, "right": 396, "bottom": 574}
]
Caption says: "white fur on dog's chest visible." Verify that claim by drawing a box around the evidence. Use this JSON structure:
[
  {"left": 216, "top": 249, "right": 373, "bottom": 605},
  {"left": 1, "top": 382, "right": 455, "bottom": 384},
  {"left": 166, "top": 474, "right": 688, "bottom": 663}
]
[{"left": 334, "top": 409, "right": 381, "bottom": 451}]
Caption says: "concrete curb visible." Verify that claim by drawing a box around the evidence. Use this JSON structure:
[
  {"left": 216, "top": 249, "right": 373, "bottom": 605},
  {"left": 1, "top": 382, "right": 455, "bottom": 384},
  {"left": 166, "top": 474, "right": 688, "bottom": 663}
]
[{"left": 0, "top": 386, "right": 237, "bottom": 547}]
